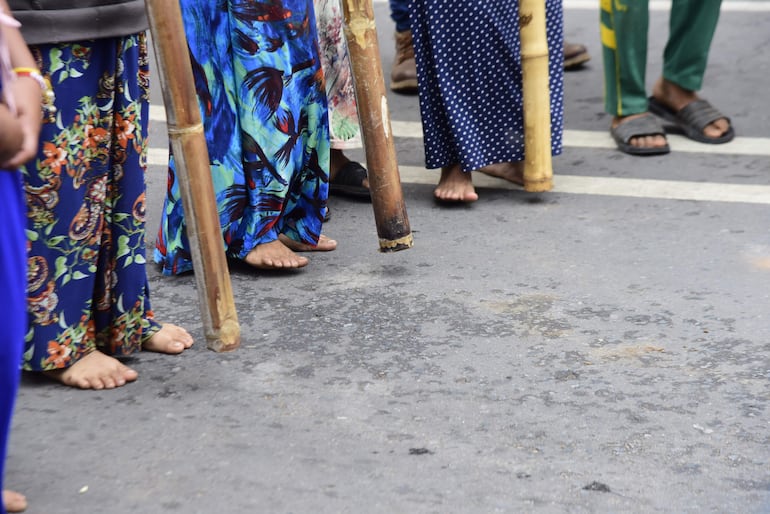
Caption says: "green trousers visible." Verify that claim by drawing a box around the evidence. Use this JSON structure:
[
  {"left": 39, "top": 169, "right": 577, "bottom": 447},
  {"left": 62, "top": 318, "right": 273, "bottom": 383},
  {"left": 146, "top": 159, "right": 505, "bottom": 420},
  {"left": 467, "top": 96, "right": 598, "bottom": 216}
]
[{"left": 601, "top": 0, "right": 722, "bottom": 116}]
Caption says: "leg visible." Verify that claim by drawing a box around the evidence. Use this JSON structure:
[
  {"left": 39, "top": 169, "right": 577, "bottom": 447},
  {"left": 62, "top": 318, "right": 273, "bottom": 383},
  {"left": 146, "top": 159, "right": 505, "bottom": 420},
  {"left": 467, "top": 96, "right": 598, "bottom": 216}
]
[
  {"left": 389, "top": 0, "right": 410, "bottom": 32},
  {"left": 601, "top": 0, "right": 650, "bottom": 117},
  {"left": 662, "top": 0, "right": 722, "bottom": 93},
  {"left": 24, "top": 36, "right": 160, "bottom": 389},
  {"left": 0, "top": 171, "right": 28, "bottom": 506},
  {"left": 314, "top": 0, "right": 369, "bottom": 196},
  {"left": 601, "top": 0, "right": 667, "bottom": 152},
  {"left": 329, "top": 149, "right": 369, "bottom": 199},
  {"left": 389, "top": 0, "right": 417, "bottom": 93},
  {"left": 651, "top": 0, "right": 730, "bottom": 141}
]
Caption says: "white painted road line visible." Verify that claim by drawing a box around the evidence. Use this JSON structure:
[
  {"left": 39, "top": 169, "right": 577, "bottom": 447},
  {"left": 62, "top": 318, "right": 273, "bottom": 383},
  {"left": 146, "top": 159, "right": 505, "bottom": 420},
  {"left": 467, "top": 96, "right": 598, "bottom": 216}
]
[
  {"left": 145, "top": 150, "right": 770, "bottom": 206},
  {"left": 147, "top": 107, "right": 770, "bottom": 206},
  {"left": 397, "top": 166, "right": 770, "bottom": 206},
  {"left": 562, "top": 0, "right": 770, "bottom": 12},
  {"left": 370, "top": 0, "right": 770, "bottom": 11},
  {"left": 389, "top": 121, "right": 770, "bottom": 158},
  {"left": 149, "top": 107, "right": 770, "bottom": 158}
]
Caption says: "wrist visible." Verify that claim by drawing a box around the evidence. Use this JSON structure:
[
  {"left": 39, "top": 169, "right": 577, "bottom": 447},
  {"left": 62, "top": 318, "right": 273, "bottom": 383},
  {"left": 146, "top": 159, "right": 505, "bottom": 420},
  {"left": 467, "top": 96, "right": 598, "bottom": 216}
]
[{"left": 13, "top": 67, "right": 57, "bottom": 115}]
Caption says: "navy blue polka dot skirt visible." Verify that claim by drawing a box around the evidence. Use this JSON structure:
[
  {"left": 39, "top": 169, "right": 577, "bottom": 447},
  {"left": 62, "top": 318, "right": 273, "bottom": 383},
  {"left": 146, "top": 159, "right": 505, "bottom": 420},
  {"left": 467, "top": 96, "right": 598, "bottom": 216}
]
[{"left": 411, "top": 0, "right": 564, "bottom": 172}]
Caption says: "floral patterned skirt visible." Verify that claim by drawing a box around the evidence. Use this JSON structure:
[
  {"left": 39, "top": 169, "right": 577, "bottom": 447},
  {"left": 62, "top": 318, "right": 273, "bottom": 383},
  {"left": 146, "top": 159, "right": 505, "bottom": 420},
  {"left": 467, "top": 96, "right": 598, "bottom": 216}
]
[
  {"left": 23, "top": 34, "right": 159, "bottom": 371},
  {"left": 315, "top": 0, "right": 361, "bottom": 149}
]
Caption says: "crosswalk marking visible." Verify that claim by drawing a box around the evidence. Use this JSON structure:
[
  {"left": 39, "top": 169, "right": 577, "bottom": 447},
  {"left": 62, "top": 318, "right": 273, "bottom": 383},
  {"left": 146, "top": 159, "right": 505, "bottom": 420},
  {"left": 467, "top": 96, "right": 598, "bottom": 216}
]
[
  {"left": 147, "top": 106, "right": 770, "bottom": 206},
  {"left": 562, "top": 0, "right": 770, "bottom": 11},
  {"left": 369, "top": 0, "right": 770, "bottom": 11},
  {"left": 149, "top": 106, "right": 770, "bottom": 158},
  {"left": 398, "top": 166, "right": 770, "bottom": 205},
  {"left": 389, "top": 121, "right": 770, "bottom": 157}
]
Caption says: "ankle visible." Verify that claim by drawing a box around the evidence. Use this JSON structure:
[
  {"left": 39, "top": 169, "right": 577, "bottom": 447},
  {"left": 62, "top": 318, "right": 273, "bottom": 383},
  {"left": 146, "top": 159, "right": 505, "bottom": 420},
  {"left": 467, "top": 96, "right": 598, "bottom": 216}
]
[
  {"left": 654, "top": 78, "right": 696, "bottom": 110},
  {"left": 394, "top": 30, "right": 414, "bottom": 62},
  {"left": 330, "top": 149, "right": 350, "bottom": 177}
]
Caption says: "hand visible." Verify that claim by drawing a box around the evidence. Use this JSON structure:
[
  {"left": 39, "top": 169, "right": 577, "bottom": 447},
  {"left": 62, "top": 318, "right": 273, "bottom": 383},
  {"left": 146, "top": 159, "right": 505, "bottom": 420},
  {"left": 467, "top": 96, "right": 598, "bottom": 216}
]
[
  {"left": 0, "top": 102, "right": 24, "bottom": 167},
  {"left": 3, "top": 75, "right": 43, "bottom": 168}
]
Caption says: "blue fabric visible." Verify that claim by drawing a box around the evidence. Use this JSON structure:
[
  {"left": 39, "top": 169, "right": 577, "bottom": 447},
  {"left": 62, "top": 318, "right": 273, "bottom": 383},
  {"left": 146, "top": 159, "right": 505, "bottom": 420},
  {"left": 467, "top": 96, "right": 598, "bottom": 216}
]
[
  {"left": 390, "top": 0, "right": 410, "bottom": 32},
  {"left": 23, "top": 35, "right": 161, "bottom": 371},
  {"left": 155, "top": 0, "right": 330, "bottom": 275},
  {"left": 411, "top": 0, "right": 565, "bottom": 172},
  {"left": 0, "top": 169, "right": 27, "bottom": 514}
]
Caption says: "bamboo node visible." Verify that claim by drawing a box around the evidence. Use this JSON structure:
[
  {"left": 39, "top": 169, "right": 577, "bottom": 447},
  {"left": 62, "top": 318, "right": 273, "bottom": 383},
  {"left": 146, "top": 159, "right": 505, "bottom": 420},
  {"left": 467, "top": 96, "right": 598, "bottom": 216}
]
[
  {"left": 167, "top": 123, "right": 205, "bottom": 136},
  {"left": 346, "top": 15, "right": 376, "bottom": 49}
]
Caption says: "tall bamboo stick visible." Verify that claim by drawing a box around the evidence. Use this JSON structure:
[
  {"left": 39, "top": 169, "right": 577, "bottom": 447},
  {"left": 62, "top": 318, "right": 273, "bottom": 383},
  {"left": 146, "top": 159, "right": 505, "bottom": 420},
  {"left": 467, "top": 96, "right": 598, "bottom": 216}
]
[
  {"left": 519, "top": 0, "right": 553, "bottom": 192},
  {"left": 341, "top": 0, "right": 413, "bottom": 252},
  {"left": 145, "top": 0, "right": 240, "bottom": 351}
]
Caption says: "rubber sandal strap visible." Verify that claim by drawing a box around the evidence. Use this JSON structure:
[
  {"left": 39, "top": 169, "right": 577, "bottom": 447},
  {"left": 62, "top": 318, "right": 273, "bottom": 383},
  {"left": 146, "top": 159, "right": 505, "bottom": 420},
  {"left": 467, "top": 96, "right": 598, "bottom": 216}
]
[
  {"left": 676, "top": 99, "right": 730, "bottom": 133},
  {"left": 612, "top": 114, "right": 665, "bottom": 144},
  {"left": 332, "top": 161, "right": 367, "bottom": 186}
]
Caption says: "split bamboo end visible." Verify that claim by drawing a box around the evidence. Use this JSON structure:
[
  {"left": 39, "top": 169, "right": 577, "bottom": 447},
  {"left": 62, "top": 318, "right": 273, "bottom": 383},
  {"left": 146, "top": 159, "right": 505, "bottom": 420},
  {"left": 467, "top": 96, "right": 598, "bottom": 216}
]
[
  {"left": 523, "top": 177, "right": 553, "bottom": 193},
  {"left": 205, "top": 318, "right": 241, "bottom": 352},
  {"left": 379, "top": 233, "right": 414, "bottom": 252}
]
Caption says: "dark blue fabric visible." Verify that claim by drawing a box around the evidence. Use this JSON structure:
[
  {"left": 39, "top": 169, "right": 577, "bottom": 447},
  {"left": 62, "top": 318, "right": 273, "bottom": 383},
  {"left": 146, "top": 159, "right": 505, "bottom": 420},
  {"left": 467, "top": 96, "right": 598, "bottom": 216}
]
[
  {"left": 411, "top": 0, "right": 564, "bottom": 172},
  {"left": 389, "top": 0, "right": 410, "bottom": 32},
  {"left": 23, "top": 35, "right": 160, "bottom": 371}
]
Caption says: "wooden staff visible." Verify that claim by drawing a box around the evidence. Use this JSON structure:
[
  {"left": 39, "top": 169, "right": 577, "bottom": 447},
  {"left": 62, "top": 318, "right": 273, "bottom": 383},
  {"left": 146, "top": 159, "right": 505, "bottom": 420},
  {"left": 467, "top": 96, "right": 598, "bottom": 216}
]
[
  {"left": 341, "top": 0, "right": 413, "bottom": 252},
  {"left": 145, "top": 0, "right": 240, "bottom": 351},
  {"left": 519, "top": 0, "right": 553, "bottom": 192}
]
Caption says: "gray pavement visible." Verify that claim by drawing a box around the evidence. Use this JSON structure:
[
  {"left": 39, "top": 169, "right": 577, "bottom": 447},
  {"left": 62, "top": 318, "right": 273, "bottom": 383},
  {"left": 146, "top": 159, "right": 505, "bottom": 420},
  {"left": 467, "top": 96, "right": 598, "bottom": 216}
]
[{"left": 7, "top": 2, "right": 770, "bottom": 513}]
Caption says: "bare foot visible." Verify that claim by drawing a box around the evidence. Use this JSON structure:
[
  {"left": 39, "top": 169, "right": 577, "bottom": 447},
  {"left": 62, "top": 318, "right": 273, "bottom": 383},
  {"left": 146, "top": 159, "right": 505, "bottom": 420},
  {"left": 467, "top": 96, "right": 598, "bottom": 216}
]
[
  {"left": 244, "top": 239, "right": 309, "bottom": 269},
  {"left": 434, "top": 163, "right": 478, "bottom": 202},
  {"left": 3, "top": 490, "right": 27, "bottom": 513},
  {"left": 478, "top": 162, "right": 525, "bottom": 186},
  {"left": 43, "top": 350, "right": 138, "bottom": 390},
  {"left": 278, "top": 233, "right": 337, "bottom": 252},
  {"left": 612, "top": 113, "right": 669, "bottom": 150},
  {"left": 652, "top": 78, "right": 730, "bottom": 139},
  {"left": 142, "top": 323, "right": 193, "bottom": 354}
]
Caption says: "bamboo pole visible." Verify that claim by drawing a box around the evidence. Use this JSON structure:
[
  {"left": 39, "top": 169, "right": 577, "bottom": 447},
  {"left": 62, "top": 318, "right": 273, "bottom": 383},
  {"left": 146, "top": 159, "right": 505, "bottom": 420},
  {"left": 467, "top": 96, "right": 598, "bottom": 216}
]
[
  {"left": 341, "top": 0, "right": 413, "bottom": 252},
  {"left": 519, "top": 0, "right": 553, "bottom": 192},
  {"left": 145, "top": 0, "right": 240, "bottom": 351}
]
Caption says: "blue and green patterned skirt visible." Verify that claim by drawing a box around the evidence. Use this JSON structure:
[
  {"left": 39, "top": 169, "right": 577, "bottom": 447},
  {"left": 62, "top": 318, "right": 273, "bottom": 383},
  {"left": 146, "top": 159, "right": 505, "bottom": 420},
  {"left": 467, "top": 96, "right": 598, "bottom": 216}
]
[
  {"left": 155, "top": 0, "right": 330, "bottom": 275},
  {"left": 23, "top": 34, "right": 160, "bottom": 371}
]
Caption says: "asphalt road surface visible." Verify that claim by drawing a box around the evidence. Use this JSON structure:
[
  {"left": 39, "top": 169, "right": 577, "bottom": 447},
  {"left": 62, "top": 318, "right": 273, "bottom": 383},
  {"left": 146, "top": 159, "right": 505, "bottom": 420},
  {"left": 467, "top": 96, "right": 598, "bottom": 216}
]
[{"left": 9, "top": 2, "right": 770, "bottom": 513}]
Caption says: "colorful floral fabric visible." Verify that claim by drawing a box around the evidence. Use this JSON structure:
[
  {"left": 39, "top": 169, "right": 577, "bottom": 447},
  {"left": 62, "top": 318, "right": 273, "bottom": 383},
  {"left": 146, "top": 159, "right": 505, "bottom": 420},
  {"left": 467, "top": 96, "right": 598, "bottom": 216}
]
[
  {"left": 155, "top": 0, "right": 330, "bottom": 275},
  {"left": 23, "top": 34, "right": 159, "bottom": 371},
  {"left": 315, "top": 0, "right": 361, "bottom": 149}
]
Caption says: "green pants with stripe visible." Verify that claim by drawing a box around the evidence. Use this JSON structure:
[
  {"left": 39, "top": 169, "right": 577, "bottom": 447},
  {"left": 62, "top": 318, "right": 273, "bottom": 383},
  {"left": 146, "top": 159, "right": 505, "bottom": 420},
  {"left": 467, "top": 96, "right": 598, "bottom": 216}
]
[{"left": 601, "top": 0, "right": 722, "bottom": 117}]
